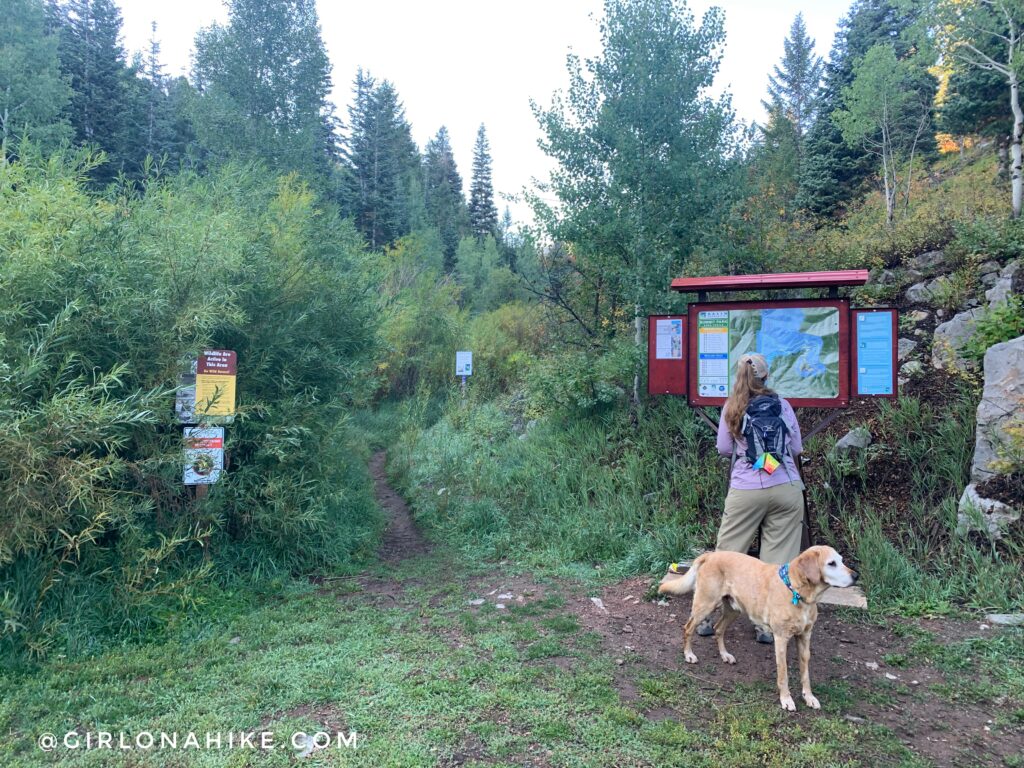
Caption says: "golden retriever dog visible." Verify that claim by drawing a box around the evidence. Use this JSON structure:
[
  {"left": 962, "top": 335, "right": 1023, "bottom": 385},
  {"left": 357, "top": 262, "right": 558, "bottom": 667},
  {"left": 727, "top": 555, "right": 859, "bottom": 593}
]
[{"left": 658, "top": 545, "right": 858, "bottom": 711}]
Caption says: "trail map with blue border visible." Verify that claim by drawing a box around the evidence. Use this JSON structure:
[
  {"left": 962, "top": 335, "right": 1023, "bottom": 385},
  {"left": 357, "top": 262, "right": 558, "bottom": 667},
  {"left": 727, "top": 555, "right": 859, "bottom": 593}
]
[{"left": 697, "top": 307, "right": 840, "bottom": 399}]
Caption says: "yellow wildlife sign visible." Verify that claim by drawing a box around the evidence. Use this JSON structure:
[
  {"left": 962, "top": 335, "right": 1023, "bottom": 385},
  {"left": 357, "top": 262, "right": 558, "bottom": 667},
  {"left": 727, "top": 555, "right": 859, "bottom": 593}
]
[
  {"left": 195, "top": 374, "right": 236, "bottom": 416},
  {"left": 194, "top": 349, "right": 237, "bottom": 418}
]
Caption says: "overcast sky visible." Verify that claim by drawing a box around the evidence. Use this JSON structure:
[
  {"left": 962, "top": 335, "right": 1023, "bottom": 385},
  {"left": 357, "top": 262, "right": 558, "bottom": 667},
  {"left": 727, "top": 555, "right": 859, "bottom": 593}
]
[{"left": 116, "top": 0, "right": 852, "bottom": 223}]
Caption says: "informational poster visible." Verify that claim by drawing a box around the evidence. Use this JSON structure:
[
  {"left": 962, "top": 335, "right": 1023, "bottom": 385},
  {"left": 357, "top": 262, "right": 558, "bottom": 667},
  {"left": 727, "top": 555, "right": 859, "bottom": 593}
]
[
  {"left": 654, "top": 318, "right": 683, "bottom": 360},
  {"left": 855, "top": 311, "right": 895, "bottom": 396},
  {"left": 175, "top": 358, "right": 198, "bottom": 424},
  {"left": 697, "top": 311, "right": 730, "bottom": 397},
  {"left": 696, "top": 306, "right": 841, "bottom": 400},
  {"left": 183, "top": 427, "right": 224, "bottom": 485},
  {"left": 195, "top": 349, "right": 237, "bottom": 420},
  {"left": 455, "top": 350, "right": 473, "bottom": 377}
]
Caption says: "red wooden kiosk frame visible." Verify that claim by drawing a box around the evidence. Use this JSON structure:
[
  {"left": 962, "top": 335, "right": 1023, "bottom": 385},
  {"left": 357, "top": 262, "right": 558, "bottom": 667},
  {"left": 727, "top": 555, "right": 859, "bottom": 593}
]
[
  {"left": 686, "top": 298, "right": 852, "bottom": 409},
  {"left": 648, "top": 269, "right": 890, "bottom": 556},
  {"left": 647, "top": 315, "right": 688, "bottom": 395}
]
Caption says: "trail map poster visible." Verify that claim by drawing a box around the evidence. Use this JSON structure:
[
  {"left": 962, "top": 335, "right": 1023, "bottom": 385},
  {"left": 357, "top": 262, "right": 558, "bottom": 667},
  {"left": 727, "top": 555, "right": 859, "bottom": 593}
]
[{"left": 694, "top": 302, "right": 846, "bottom": 405}]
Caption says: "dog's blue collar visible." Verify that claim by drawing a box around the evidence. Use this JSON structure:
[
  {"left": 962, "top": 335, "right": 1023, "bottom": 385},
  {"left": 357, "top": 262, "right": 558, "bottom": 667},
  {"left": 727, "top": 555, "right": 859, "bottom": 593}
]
[{"left": 779, "top": 563, "right": 802, "bottom": 605}]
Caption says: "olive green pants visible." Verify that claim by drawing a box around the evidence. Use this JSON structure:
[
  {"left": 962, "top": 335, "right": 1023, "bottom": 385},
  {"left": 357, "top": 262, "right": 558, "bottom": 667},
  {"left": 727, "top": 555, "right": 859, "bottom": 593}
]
[{"left": 716, "top": 482, "right": 804, "bottom": 565}]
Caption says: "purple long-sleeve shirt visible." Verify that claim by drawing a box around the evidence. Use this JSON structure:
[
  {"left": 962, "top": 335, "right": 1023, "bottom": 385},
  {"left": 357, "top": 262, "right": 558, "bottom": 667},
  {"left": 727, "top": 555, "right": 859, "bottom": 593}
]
[{"left": 717, "top": 398, "right": 803, "bottom": 490}]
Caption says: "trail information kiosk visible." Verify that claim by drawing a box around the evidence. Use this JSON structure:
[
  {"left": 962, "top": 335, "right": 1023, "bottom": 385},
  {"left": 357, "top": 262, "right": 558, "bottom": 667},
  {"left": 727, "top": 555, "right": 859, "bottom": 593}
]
[{"left": 648, "top": 270, "right": 898, "bottom": 408}]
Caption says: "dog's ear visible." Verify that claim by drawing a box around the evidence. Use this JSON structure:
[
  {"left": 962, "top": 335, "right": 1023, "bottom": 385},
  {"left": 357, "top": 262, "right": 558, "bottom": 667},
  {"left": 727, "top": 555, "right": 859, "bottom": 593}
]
[{"left": 794, "top": 548, "right": 822, "bottom": 586}]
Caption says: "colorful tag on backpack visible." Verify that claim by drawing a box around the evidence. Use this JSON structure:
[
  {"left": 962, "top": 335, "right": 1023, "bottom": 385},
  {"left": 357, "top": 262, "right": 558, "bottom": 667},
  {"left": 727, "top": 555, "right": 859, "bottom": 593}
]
[{"left": 753, "top": 452, "right": 780, "bottom": 474}]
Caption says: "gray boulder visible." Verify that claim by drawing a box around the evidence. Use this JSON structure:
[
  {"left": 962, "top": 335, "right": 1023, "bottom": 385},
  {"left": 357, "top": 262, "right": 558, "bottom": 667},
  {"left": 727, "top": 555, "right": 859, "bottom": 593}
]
[
  {"left": 869, "top": 267, "right": 899, "bottom": 285},
  {"left": 972, "top": 335, "right": 1024, "bottom": 483},
  {"left": 932, "top": 308, "right": 981, "bottom": 370},
  {"left": 957, "top": 484, "right": 1019, "bottom": 539},
  {"left": 908, "top": 250, "right": 947, "bottom": 274},
  {"left": 898, "top": 360, "right": 923, "bottom": 386},
  {"left": 906, "top": 281, "right": 934, "bottom": 304},
  {"left": 985, "top": 259, "right": 1021, "bottom": 306},
  {"left": 832, "top": 427, "right": 872, "bottom": 459},
  {"left": 978, "top": 259, "right": 1001, "bottom": 276},
  {"left": 897, "top": 338, "right": 917, "bottom": 362}
]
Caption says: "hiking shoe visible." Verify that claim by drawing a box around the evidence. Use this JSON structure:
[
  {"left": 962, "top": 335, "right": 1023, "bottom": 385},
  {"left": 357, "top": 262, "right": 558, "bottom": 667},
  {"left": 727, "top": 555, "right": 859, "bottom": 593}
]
[
  {"left": 696, "top": 618, "right": 715, "bottom": 637},
  {"left": 755, "top": 628, "right": 774, "bottom": 644}
]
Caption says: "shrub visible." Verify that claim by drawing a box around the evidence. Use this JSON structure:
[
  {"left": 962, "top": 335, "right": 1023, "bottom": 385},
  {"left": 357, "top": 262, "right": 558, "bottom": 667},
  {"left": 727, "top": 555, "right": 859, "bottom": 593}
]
[
  {"left": 465, "top": 303, "right": 546, "bottom": 400},
  {"left": 963, "top": 295, "right": 1024, "bottom": 364},
  {"left": 0, "top": 151, "right": 381, "bottom": 657},
  {"left": 524, "top": 338, "right": 637, "bottom": 417}
]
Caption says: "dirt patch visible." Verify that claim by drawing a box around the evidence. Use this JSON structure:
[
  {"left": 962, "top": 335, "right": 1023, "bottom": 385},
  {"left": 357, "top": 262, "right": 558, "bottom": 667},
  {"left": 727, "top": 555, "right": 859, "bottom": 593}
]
[
  {"left": 370, "top": 450, "right": 431, "bottom": 563},
  {"left": 567, "top": 575, "right": 1024, "bottom": 768},
  {"left": 257, "top": 702, "right": 348, "bottom": 732}
]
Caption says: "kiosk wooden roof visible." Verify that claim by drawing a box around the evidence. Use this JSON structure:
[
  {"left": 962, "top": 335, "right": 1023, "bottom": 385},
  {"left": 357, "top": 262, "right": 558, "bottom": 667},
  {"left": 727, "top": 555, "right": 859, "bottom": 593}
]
[{"left": 671, "top": 269, "right": 869, "bottom": 299}]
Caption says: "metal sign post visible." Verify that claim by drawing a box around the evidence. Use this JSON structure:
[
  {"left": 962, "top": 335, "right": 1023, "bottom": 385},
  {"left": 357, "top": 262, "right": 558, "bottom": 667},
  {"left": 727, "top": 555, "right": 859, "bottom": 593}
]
[{"left": 456, "top": 351, "right": 472, "bottom": 404}]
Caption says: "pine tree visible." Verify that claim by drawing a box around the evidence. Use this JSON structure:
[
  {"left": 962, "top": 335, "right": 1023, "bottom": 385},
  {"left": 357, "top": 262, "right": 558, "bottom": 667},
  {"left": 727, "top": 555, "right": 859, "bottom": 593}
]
[
  {"left": 796, "top": 0, "right": 930, "bottom": 218},
  {"left": 423, "top": 126, "right": 467, "bottom": 271},
  {"left": 343, "top": 71, "right": 421, "bottom": 249},
  {"left": 0, "top": 0, "right": 72, "bottom": 158},
  {"left": 468, "top": 124, "right": 498, "bottom": 241},
  {"left": 57, "top": 0, "right": 137, "bottom": 181},
  {"left": 763, "top": 14, "right": 822, "bottom": 140},
  {"left": 134, "top": 23, "right": 195, "bottom": 169}
]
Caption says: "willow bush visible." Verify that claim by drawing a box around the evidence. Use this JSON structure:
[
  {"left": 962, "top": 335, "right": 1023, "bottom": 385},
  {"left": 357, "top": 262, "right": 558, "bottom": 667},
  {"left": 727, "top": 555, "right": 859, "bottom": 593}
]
[{"left": 0, "top": 148, "right": 381, "bottom": 658}]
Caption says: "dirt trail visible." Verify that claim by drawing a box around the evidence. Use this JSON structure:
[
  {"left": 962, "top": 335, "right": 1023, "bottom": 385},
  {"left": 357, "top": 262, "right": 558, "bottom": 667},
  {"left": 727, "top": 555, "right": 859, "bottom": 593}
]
[
  {"left": 361, "top": 453, "right": 1023, "bottom": 767},
  {"left": 369, "top": 450, "right": 430, "bottom": 563}
]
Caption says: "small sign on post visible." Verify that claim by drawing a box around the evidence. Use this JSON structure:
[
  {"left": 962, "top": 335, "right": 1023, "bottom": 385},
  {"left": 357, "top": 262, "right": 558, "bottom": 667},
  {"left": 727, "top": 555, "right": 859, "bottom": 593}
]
[
  {"left": 175, "top": 358, "right": 198, "bottom": 424},
  {"left": 456, "top": 350, "right": 472, "bottom": 402},
  {"left": 195, "top": 349, "right": 237, "bottom": 422},
  {"left": 183, "top": 427, "right": 224, "bottom": 485}
]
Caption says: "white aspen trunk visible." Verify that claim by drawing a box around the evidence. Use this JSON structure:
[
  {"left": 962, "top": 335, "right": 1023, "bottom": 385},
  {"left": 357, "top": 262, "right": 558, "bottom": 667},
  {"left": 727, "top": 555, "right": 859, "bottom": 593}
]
[
  {"left": 882, "top": 147, "right": 895, "bottom": 225},
  {"left": 1011, "top": 75, "right": 1023, "bottom": 219},
  {"left": 633, "top": 307, "right": 642, "bottom": 405}
]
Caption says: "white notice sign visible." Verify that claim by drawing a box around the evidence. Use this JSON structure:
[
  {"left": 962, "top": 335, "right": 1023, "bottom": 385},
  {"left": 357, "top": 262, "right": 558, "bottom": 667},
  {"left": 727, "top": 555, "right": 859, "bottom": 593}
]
[
  {"left": 655, "top": 318, "right": 683, "bottom": 360},
  {"left": 455, "top": 350, "right": 473, "bottom": 377}
]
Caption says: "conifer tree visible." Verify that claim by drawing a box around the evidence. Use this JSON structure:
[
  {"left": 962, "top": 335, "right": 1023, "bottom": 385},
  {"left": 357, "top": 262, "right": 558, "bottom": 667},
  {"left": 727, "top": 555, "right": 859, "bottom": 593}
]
[
  {"left": 796, "top": 0, "right": 929, "bottom": 217},
  {"left": 423, "top": 126, "right": 467, "bottom": 271},
  {"left": 763, "top": 14, "right": 822, "bottom": 142},
  {"left": 468, "top": 124, "right": 498, "bottom": 241},
  {"left": 57, "top": 0, "right": 137, "bottom": 181},
  {"left": 0, "top": 0, "right": 72, "bottom": 158},
  {"left": 135, "top": 23, "right": 194, "bottom": 169},
  {"left": 344, "top": 70, "right": 421, "bottom": 249}
]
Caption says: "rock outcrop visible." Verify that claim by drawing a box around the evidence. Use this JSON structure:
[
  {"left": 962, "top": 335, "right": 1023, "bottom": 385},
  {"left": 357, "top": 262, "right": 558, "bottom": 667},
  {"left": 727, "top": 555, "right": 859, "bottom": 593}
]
[
  {"left": 972, "top": 335, "right": 1024, "bottom": 483},
  {"left": 985, "top": 259, "right": 1021, "bottom": 306},
  {"left": 932, "top": 309, "right": 981, "bottom": 370}
]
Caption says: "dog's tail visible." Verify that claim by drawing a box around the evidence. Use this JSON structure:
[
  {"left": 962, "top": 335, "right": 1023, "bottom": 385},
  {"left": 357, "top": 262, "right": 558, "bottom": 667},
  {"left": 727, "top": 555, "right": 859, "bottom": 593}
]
[{"left": 657, "top": 553, "right": 707, "bottom": 596}]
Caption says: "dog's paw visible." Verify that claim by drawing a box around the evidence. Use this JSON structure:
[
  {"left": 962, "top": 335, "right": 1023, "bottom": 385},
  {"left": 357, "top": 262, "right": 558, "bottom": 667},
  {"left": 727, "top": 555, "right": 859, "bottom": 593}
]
[
  {"left": 720, "top": 651, "right": 736, "bottom": 664},
  {"left": 802, "top": 692, "right": 820, "bottom": 710},
  {"left": 779, "top": 695, "right": 796, "bottom": 712},
  {"left": 684, "top": 651, "right": 698, "bottom": 664}
]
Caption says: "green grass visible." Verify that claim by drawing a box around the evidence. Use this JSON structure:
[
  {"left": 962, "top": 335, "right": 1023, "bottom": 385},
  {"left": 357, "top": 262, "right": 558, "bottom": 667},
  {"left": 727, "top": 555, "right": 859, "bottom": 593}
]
[
  {"left": 394, "top": 381, "right": 1023, "bottom": 616},
  {"left": 1, "top": 549, "right": 933, "bottom": 768}
]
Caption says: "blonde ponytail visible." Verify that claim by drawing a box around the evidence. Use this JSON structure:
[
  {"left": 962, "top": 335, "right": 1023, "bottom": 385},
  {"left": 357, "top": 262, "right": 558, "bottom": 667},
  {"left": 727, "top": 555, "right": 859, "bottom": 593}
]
[{"left": 724, "top": 357, "right": 775, "bottom": 439}]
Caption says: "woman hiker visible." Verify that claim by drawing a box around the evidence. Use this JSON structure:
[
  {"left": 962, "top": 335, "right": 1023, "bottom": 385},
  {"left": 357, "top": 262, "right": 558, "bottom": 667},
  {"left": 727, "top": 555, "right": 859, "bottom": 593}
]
[{"left": 702, "top": 351, "right": 805, "bottom": 644}]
